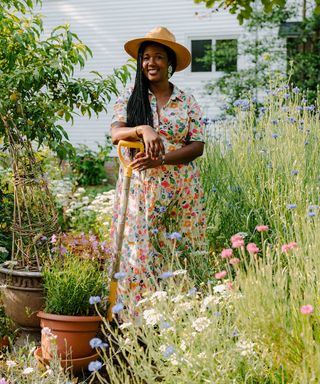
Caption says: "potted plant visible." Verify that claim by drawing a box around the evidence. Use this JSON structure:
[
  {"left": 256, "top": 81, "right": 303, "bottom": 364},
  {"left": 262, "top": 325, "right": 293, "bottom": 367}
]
[
  {"left": 37, "top": 252, "right": 107, "bottom": 371},
  {"left": 0, "top": 0, "right": 130, "bottom": 333}
]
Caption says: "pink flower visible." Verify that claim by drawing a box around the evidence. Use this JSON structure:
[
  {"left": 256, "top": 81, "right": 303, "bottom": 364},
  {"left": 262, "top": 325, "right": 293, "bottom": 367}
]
[
  {"left": 281, "top": 242, "right": 298, "bottom": 253},
  {"left": 256, "top": 225, "right": 269, "bottom": 232},
  {"left": 0, "top": 378, "right": 8, "bottom": 384},
  {"left": 215, "top": 270, "right": 227, "bottom": 279},
  {"left": 229, "top": 257, "right": 240, "bottom": 265},
  {"left": 246, "top": 243, "right": 259, "bottom": 254},
  {"left": 221, "top": 248, "right": 233, "bottom": 258},
  {"left": 231, "top": 234, "right": 243, "bottom": 243},
  {"left": 300, "top": 304, "right": 313, "bottom": 315},
  {"left": 227, "top": 281, "right": 233, "bottom": 290}
]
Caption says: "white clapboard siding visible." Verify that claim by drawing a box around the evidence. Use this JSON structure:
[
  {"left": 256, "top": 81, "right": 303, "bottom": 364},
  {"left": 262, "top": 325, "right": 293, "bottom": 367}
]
[{"left": 40, "top": 0, "right": 246, "bottom": 149}]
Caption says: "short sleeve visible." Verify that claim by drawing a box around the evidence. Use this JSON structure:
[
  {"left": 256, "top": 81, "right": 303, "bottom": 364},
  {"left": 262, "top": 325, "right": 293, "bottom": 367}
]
[
  {"left": 111, "top": 87, "right": 133, "bottom": 126},
  {"left": 186, "top": 95, "right": 205, "bottom": 143}
]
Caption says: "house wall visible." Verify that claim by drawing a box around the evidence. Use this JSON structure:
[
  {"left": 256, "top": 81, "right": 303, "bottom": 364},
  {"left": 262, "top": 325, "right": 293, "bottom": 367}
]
[{"left": 40, "top": 0, "right": 246, "bottom": 149}]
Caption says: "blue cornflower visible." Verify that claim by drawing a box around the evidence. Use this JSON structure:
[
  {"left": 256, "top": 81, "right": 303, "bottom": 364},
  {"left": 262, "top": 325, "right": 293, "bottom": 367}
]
[
  {"left": 89, "top": 296, "right": 101, "bottom": 305},
  {"left": 112, "top": 302, "right": 124, "bottom": 314},
  {"left": 159, "top": 206, "right": 167, "bottom": 213},
  {"left": 308, "top": 205, "right": 319, "bottom": 210},
  {"left": 272, "top": 133, "right": 279, "bottom": 139},
  {"left": 283, "top": 93, "right": 290, "bottom": 99},
  {"left": 212, "top": 186, "right": 217, "bottom": 193},
  {"left": 233, "top": 99, "right": 243, "bottom": 107},
  {"left": 282, "top": 106, "right": 289, "bottom": 112},
  {"left": 305, "top": 105, "right": 315, "bottom": 111},
  {"left": 114, "top": 272, "right": 127, "bottom": 280},
  {"left": 88, "top": 360, "right": 102, "bottom": 372},
  {"left": 296, "top": 106, "right": 303, "bottom": 111},
  {"left": 213, "top": 311, "right": 221, "bottom": 317},
  {"left": 187, "top": 287, "right": 197, "bottom": 296},
  {"left": 167, "top": 232, "right": 182, "bottom": 240},
  {"left": 167, "top": 192, "right": 173, "bottom": 199},
  {"left": 304, "top": 140, "right": 309, "bottom": 145},
  {"left": 288, "top": 116, "right": 296, "bottom": 124},
  {"left": 231, "top": 329, "right": 239, "bottom": 337},
  {"left": 221, "top": 104, "right": 230, "bottom": 110},
  {"left": 259, "top": 107, "right": 267, "bottom": 113},
  {"left": 159, "top": 271, "right": 174, "bottom": 279},
  {"left": 292, "top": 87, "right": 300, "bottom": 94},
  {"left": 291, "top": 170, "right": 299, "bottom": 176},
  {"left": 159, "top": 322, "right": 172, "bottom": 330},
  {"left": 163, "top": 345, "right": 175, "bottom": 359},
  {"left": 151, "top": 228, "right": 159, "bottom": 234},
  {"left": 271, "top": 119, "right": 278, "bottom": 125},
  {"left": 89, "top": 338, "right": 103, "bottom": 349},
  {"left": 286, "top": 203, "right": 297, "bottom": 209},
  {"left": 308, "top": 212, "right": 316, "bottom": 217}
]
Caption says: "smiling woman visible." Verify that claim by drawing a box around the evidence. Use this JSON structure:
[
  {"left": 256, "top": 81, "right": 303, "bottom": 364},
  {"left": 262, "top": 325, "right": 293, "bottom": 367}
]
[{"left": 110, "top": 26, "right": 206, "bottom": 314}]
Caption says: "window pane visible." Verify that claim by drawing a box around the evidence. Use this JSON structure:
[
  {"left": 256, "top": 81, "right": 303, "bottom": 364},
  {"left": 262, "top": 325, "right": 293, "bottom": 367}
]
[
  {"left": 191, "top": 40, "right": 212, "bottom": 72},
  {"left": 215, "top": 39, "right": 237, "bottom": 72}
]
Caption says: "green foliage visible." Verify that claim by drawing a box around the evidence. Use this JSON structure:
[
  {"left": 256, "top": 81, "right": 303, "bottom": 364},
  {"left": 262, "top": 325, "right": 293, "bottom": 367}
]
[
  {"left": 70, "top": 135, "right": 113, "bottom": 186},
  {"left": 42, "top": 254, "right": 105, "bottom": 316},
  {"left": 287, "top": 15, "right": 320, "bottom": 103},
  {"left": 0, "top": 0, "right": 132, "bottom": 158},
  {"left": 0, "top": 305, "right": 14, "bottom": 337},
  {"left": 194, "top": 0, "right": 319, "bottom": 24},
  {"left": 0, "top": 152, "right": 13, "bottom": 259}
]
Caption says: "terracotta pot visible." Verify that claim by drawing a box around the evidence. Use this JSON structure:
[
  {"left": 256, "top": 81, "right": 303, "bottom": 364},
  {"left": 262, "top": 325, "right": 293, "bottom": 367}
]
[
  {"left": 0, "top": 336, "right": 9, "bottom": 350},
  {"left": 37, "top": 311, "right": 101, "bottom": 360},
  {"left": 0, "top": 265, "right": 44, "bottom": 331},
  {"left": 34, "top": 346, "right": 99, "bottom": 375}
]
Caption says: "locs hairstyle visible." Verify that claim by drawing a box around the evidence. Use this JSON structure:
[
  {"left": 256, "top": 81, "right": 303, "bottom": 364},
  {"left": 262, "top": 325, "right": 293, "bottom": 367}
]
[{"left": 126, "top": 41, "right": 177, "bottom": 128}]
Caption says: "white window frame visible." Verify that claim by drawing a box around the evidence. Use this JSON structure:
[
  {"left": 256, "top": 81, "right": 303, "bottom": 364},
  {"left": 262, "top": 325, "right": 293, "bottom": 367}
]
[{"left": 186, "top": 34, "right": 240, "bottom": 78}]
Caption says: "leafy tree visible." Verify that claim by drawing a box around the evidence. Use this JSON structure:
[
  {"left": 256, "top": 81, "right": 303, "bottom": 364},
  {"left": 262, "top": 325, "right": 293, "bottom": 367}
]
[
  {"left": 0, "top": 0, "right": 133, "bottom": 159},
  {"left": 194, "top": 0, "right": 320, "bottom": 24}
]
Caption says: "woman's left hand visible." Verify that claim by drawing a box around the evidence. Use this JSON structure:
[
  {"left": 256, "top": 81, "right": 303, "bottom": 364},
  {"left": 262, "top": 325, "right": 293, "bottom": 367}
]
[{"left": 130, "top": 152, "right": 161, "bottom": 171}]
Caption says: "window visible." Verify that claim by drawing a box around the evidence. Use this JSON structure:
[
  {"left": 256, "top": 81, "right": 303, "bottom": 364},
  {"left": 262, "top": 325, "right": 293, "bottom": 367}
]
[
  {"left": 215, "top": 39, "right": 237, "bottom": 72},
  {"left": 191, "top": 40, "right": 212, "bottom": 72},
  {"left": 190, "top": 38, "right": 238, "bottom": 73}
]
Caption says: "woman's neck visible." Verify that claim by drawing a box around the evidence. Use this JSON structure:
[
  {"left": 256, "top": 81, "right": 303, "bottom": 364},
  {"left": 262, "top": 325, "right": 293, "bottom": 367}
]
[{"left": 149, "top": 81, "right": 172, "bottom": 97}]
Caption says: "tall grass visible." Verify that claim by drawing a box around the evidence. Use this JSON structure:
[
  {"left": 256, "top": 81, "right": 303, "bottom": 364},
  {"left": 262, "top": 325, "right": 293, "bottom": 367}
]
[{"left": 88, "top": 86, "right": 320, "bottom": 383}]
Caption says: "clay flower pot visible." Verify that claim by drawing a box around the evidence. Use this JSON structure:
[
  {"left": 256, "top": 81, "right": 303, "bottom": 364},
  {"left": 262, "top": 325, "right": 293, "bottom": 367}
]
[{"left": 37, "top": 311, "right": 101, "bottom": 360}]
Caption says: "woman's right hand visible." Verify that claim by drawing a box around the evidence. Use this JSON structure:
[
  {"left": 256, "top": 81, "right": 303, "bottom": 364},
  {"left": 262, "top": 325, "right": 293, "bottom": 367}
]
[{"left": 138, "top": 125, "right": 165, "bottom": 160}]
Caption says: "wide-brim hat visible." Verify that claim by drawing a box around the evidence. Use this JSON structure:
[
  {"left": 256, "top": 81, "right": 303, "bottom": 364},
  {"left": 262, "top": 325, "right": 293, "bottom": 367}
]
[{"left": 124, "top": 26, "right": 191, "bottom": 72}]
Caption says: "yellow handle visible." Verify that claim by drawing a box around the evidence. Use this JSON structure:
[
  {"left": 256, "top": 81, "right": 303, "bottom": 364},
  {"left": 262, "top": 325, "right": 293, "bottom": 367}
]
[{"left": 117, "top": 140, "right": 144, "bottom": 177}]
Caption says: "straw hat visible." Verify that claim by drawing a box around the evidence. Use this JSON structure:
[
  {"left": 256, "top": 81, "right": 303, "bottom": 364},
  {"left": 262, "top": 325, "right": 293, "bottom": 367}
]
[{"left": 124, "top": 26, "right": 191, "bottom": 72}]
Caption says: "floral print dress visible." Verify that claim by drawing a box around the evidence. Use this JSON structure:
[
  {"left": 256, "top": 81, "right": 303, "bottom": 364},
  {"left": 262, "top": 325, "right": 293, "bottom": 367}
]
[{"left": 110, "top": 84, "right": 206, "bottom": 308}]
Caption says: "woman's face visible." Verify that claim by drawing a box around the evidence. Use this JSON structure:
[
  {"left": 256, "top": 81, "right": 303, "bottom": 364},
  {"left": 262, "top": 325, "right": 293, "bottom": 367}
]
[{"left": 142, "top": 44, "right": 169, "bottom": 83}]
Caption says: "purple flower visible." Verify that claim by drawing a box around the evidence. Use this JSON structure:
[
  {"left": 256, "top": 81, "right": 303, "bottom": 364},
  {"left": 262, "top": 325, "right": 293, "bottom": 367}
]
[
  {"left": 292, "top": 86, "right": 300, "bottom": 94},
  {"left": 59, "top": 245, "right": 67, "bottom": 256},
  {"left": 283, "top": 93, "right": 290, "bottom": 99},
  {"left": 308, "top": 212, "right": 316, "bottom": 217},
  {"left": 159, "top": 271, "right": 174, "bottom": 279},
  {"left": 114, "top": 272, "right": 127, "bottom": 280},
  {"left": 167, "top": 232, "right": 182, "bottom": 240},
  {"left": 286, "top": 203, "right": 297, "bottom": 209},
  {"left": 151, "top": 228, "right": 159, "bottom": 234},
  {"left": 212, "top": 186, "right": 217, "bottom": 193},
  {"left": 90, "top": 338, "right": 103, "bottom": 348},
  {"left": 112, "top": 302, "right": 124, "bottom": 314},
  {"left": 159, "top": 206, "right": 167, "bottom": 213},
  {"left": 291, "top": 170, "right": 299, "bottom": 176},
  {"left": 305, "top": 105, "right": 315, "bottom": 111},
  {"left": 272, "top": 133, "right": 279, "bottom": 139},
  {"left": 163, "top": 345, "right": 175, "bottom": 359},
  {"left": 271, "top": 119, "right": 278, "bottom": 125},
  {"left": 160, "top": 321, "right": 171, "bottom": 330},
  {"left": 308, "top": 205, "right": 319, "bottom": 210},
  {"left": 187, "top": 287, "right": 197, "bottom": 296},
  {"left": 89, "top": 296, "right": 101, "bottom": 305},
  {"left": 288, "top": 116, "right": 296, "bottom": 124},
  {"left": 51, "top": 234, "right": 57, "bottom": 244},
  {"left": 88, "top": 360, "right": 102, "bottom": 372}
]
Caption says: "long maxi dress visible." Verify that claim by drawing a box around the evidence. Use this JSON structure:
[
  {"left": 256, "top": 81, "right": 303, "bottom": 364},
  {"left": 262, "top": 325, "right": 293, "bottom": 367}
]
[{"left": 110, "top": 84, "right": 206, "bottom": 308}]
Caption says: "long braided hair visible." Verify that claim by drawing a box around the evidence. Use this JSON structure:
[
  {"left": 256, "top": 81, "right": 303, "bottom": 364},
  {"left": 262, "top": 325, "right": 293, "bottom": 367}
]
[{"left": 126, "top": 41, "right": 177, "bottom": 128}]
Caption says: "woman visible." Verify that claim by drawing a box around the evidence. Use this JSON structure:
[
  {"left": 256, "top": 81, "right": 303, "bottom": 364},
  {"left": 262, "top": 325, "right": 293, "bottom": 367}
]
[{"left": 110, "top": 26, "right": 206, "bottom": 307}]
